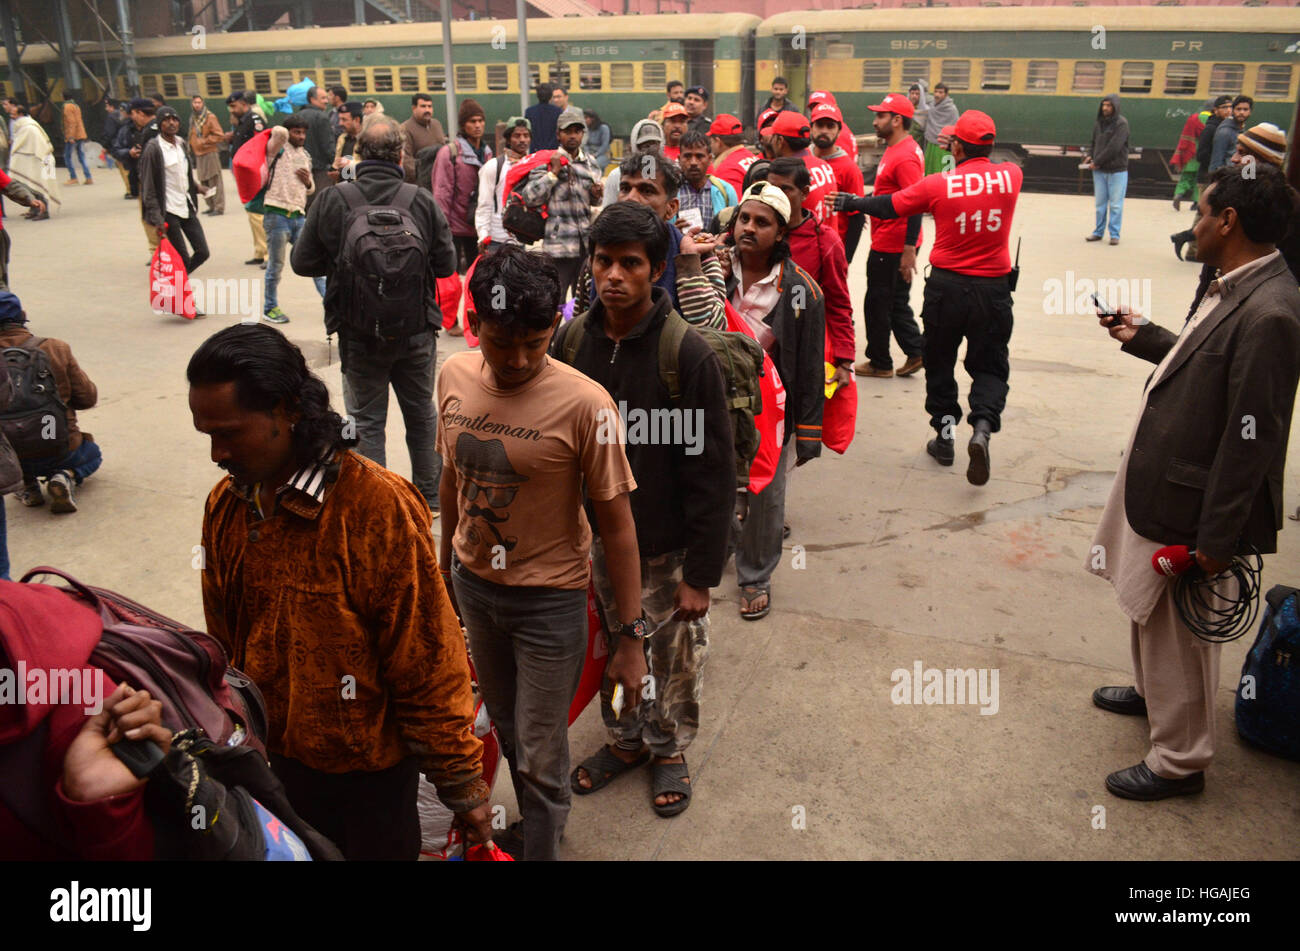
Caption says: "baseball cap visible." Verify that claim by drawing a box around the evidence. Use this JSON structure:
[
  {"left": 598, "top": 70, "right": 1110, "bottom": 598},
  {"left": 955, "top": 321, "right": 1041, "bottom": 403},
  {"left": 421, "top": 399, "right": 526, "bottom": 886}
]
[
  {"left": 709, "top": 114, "right": 743, "bottom": 136},
  {"left": 505, "top": 115, "right": 531, "bottom": 131},
  {"left": 0, "top": 290, "right": 25, "bottom": 324},
  {"left": 127, "top": 97, "right": 155, "bottom": 113},
  {"left": 225, "top": 91, "right": 244, "bottom": 106},
  {"left": 685, "top": 85, "right": 709, "bottom": 100},
  {"left": 1213, "top": 94, "right": 1233, "bottom": 108},
  {"left": 661, "top": 102, "right": 688, "bottom": 120},
  {"left": 340, "top": 101, "right": 364, "bottom": 118},
  {"left": 954, "top": 110, "right": 996, "bottom": 144},
  {"left": 156, "top": 106, "right": 180, "bottom": 122},
  {"left": 810, "top": 103, "right": 845, "bottom": 127},
  {"left": 771, "top": 111, "right": 811, "bottom": 139},
  {"left": 807, "top": 90, "right": 837, "bottom": 107},
  {"left": 757, "top": 108, "right": 779, "bottom": 131},
  {"left": 739, "top": 181, "right": 791, "bottom": 226},
  {"left": 867, "top": 93, "right": 915, "bottom": 120},
  {"left": 1236, "top": 122, "right": 1287, "bottom": 167},
  {"left": 940, "top": 124, "right": 956, "bottom": 138},
  {"left": 557, "top": 106, "right": 585, "bottom": 130},
  {"left": 631, "top": 118, "right": 665, "bottom": 146}
]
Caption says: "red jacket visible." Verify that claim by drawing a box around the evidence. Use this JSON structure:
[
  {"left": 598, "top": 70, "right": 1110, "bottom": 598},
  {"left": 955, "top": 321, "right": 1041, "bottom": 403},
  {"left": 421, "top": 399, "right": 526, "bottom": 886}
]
[
  {"left": 1173, "top": 111, "right": 1205, "bottom": 169},
  {"left": 0, "top": 582, "right": 154, "bottom": 860},
  {"left": 787, "top": 212, "right": 855, "bottom": 363}
]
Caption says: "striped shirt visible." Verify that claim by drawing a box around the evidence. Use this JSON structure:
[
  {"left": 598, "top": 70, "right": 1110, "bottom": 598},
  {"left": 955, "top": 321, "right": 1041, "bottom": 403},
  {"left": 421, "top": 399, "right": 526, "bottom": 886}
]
[{"left": 231, "top": 452, "right": 336, "bottom": 521}]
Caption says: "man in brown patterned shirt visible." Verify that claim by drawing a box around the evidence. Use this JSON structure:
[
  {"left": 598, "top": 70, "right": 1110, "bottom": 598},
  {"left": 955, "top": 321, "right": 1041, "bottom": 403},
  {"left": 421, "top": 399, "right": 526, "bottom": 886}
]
[{"left": 189, "top": 323, "right": 492, "bottom": 859}]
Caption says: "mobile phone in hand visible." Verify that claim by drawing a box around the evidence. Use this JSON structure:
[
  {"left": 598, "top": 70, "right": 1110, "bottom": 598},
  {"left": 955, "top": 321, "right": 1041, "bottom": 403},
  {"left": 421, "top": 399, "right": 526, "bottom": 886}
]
[{"left": 1091, "top": 292, "right": 1121, "bottom": 328}]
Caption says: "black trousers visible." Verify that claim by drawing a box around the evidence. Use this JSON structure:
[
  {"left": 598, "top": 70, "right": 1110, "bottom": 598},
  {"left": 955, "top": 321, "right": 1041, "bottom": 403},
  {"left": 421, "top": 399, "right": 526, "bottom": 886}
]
[
  {"left": 863, "top": 249, "right": 925, "bottom": 370},
  {"left": 270, "top": 753, "right": 421, "bottom": 861},
  {"left": 163, "top": 211, "right": 210, "bottom": 275},
  {"left": 553, "top": 256, "right": 583, "bottom": 302},
  {"left": 453, "top": 234, "right": 477, "bottom": 275},
  {"left": 919, "top": 267, "right": 1013, "bottom": 434}
]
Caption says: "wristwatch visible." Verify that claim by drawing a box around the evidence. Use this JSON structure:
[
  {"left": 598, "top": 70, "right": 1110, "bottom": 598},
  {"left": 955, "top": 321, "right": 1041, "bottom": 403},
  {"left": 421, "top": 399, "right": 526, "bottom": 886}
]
[{"left": 616, "top": 616, "right": 651, "bottom": 641}]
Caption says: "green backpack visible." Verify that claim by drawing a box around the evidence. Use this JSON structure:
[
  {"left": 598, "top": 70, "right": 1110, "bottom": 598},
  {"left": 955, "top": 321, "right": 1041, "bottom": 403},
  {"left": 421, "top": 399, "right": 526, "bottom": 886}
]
[{"left": 562, "top": 309, "right": 763, "bottom": 487}]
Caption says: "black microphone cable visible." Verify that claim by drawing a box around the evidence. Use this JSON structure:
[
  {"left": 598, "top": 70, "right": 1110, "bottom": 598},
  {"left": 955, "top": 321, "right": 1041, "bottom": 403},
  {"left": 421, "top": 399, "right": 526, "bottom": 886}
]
[{"left": 1173, "top": 547, "right": 1264, "bottom": 643}]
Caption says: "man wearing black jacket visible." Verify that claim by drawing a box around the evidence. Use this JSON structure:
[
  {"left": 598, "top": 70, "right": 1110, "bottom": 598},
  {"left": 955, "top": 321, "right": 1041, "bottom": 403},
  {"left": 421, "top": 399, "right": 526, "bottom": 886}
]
[
  {"left": 226, "top": 91, "right": 267, "bottom": 266},
  {"left": 1171, "top": 95, "right": 1232, "bottom": 261},
  {"left": 290, "top": 115, "right": 456, "bottom": 512},
  {"left": 553, "top": 201, "right": 735, "bottom": 818},
  {"left": 298, "top": 86, "right": 337, "bottom": 210}
]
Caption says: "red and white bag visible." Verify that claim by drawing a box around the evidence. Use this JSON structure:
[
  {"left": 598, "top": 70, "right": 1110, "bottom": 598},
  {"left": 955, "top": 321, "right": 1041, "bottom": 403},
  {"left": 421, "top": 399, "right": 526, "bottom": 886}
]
[{"left": 149, "top": 235, "right": 197, "bottom": 319}]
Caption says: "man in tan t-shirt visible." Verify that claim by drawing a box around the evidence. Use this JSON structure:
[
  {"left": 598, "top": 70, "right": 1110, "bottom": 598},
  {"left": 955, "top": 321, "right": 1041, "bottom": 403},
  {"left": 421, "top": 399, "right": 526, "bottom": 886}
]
[{"left": 438, "top": 245, "right": 647, "bottom": 861}]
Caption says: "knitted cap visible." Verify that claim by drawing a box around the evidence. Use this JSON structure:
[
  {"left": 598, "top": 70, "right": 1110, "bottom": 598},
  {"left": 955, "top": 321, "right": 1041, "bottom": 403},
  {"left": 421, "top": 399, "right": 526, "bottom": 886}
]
[
  {"left": 1236, "top": 122, "right": 1287, "bottom": 168},
  {"left": 458, "top": 98, "right": 485, "bottom": 128}
]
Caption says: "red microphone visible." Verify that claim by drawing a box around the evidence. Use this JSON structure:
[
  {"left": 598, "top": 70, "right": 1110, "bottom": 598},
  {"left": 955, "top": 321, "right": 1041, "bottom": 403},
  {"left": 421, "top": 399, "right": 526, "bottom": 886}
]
[{"left": 1152, "top": 545, "right": 1197, "bottom": 577}]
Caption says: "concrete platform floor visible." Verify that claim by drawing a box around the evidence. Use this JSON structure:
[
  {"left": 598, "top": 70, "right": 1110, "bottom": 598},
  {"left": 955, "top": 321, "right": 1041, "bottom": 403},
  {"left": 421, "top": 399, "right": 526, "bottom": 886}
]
[{"left": 6, "top": 172, "right": 1298, "bottom": 859}]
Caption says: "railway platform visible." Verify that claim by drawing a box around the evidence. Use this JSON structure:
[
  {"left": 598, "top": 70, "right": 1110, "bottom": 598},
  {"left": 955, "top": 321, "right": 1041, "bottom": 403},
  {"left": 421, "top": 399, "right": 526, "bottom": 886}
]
[{"left": 7, "top": 175, "right": 1297, "bottom": 860}]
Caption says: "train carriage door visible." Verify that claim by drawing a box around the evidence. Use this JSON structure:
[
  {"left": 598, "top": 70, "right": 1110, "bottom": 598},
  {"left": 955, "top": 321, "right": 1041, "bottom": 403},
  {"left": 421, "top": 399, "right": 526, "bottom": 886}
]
[
  {"left": 778, "top": 32, "right": 808, "bottom": 110},
  {"left": 740, "top": 31, "right": 756, "bottom": 128},
  {"left": 684, "top": 41, "right": 713, "bottom": 101}
]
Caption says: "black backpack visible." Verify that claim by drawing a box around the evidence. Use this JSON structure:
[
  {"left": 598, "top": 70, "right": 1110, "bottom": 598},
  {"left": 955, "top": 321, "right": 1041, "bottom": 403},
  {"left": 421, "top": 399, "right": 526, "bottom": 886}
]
[
  {"left": 0, "top": 338, "right": 70, "bottom": 460},
  {"left": 334, "top": 181, "right": 430, "bottom": 342}
]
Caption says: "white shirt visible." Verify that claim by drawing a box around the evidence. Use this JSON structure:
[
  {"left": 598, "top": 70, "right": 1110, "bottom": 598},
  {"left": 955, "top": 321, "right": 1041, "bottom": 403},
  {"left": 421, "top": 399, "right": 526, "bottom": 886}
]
[
  {"left": 476, "top": 153, "right": 520, "bottom": 245},
  {"left": 158, "top": 136, "right": 190, "bottom": 219},
  {"left": 730, "top": 261, "right": 782, "bottom": 352}
]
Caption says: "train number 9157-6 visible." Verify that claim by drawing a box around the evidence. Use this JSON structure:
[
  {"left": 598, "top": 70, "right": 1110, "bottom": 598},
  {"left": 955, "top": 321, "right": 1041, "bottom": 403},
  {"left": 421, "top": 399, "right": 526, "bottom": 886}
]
[{"left": 569, "top": 45, "right": 619, "bottom": 56}]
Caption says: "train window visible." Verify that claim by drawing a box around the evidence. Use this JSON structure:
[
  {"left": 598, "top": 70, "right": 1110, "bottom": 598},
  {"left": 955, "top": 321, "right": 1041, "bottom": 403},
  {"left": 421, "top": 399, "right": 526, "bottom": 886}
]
[
  {"left": 399, "top": 67, "right": 419, "bottom": 92},
  {"left": 1119, "top": 62, "right": 1153, "bottom": 94},
  {"left": 228, "top": 72, "right": 246, "bottom": 94},
  {"left": 1209, "top": 63, "right": 1245, "bottom": 96},
  {"left": 373, "top": 68, "right": 393, "bottom": 93},
  {"left": 1027, "top": 61, "right": 1057, "bottom": 93},
  {"left": 941, "top": 60, "right": 970, "bottom": 90},
  {"left": 253, "top": 72, "right": 272, "bottom": 95},
  {"left": 981, "top": 60, "right": 1012, "bottom": 91},
  {"left": 323, "top": 69, "right": 343, "bottom": 89},
  {"left": 1072, "top": 61, "right": 1105, "bottom": 94},
  {"left": 547, "top": 64, "right": 571, "bottom": 90},
  {"left": 205, "top": 73, "right": 223, "bottom": 97},
  {"left": 348, "top": 68, "right": 368, "bottom": 92},
  {"left": 486, "top": 65, "right": 509, "bottom": 91},
  {"left": 1256, "top": 64, "right": 1293, "bottom": 98},
  {"left": 861, "top": 60, "right": 891, "bottom": 90},
  {"left": 528, "top": 64, "right": 541, "bottom": 91},
  {"left": 299, "top": 71, "right": 317, "bottom": 87},
  {"left": 643, "top": 62, "right": 666, "bottom": 90},
  {"left": 276, "top": 71, "right": 294, "bottom": 93},
  {"left": 182, "top": 74, "right": 199, "bottom": 97},
  {"left": 901, "top": 60, "right": 929, "bottom": 87},
  {"left": 610, "top": 63, "right": 635, "bottom": 91},
  {"left": 455, "top": 65, "right": 477, "bottom": 91},
  {"left": 579, "top": 63, "right": 602, "bottom": 91},
  {"left": 1163, "top": 62, "right": 1198, "bottom": 96},
  {"left": 162, "top": 75, "right": 179, "bottom": 98},
  {"left": 142, "top": 75, "right": 160, "bottom": 96},
  {"left": 427, "top": 65, "right": 445, "bottom": 92}
]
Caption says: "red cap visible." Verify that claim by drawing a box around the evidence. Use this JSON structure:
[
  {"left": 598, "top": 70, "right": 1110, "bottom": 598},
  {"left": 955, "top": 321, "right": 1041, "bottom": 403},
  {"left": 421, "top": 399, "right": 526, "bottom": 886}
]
[
  {"left": 809, "top": 103, "right": 844, "bottom": 126},
  {"left": 953, "top": 109, "right": 996, "bottom": 144},
  {"left": 940, "top": 124, "right": 956, "bottom": 138},
  {"left": 771, "top": 110, "right": 811, "bottom": 139},
  {"left": 867, "top": 93, "right": 915, "bottom": 120},
  {"left": 709, "top": 114, "right": 743, "bottom": 136},
  {"left": 757, "top": 108, "right": 779, "bottom": 131},
  {"left": 807, "top": 90, "right": 837, "bottom": 107},
  {"left": 661, "top": 102, "right": 688, "bottom": 119}
]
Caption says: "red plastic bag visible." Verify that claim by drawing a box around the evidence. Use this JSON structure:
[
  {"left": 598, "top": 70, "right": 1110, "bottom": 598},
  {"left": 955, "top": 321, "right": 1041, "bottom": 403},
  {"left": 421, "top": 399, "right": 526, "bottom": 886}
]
[
  {"left": 232, "top": 129, "right": 273, "bottom": 204},
  {"left": 821, "top": 339, "right": 857, "bottom": 455},
  {"left": 460, "top": 254, "right": 480, "bottom": 348},
  {"left": 149, "top": 236, "right": 197, "bottom": 319},
  {"left": 723, "top": 300, "right": 786, "bottom": 494},
  {"left": 567, "top": 579, "right": 609, "bottom": 725},
  {"left": 463, "top": 841, "right": 514, "bottom": 861},
  {"left": 437, "top": 271, "right": 462, "bottom": 331}
]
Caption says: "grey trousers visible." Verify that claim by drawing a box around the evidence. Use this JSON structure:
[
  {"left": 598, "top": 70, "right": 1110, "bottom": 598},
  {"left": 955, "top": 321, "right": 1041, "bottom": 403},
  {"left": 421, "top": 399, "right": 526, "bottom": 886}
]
[
  {"left": 590, "top": 537, "right": 709, "bottom": 757},
  {"left": 736, "top": 438, "right": 794, "bottom": 589},
  {"left": 339, "top": 328, "right": 441, "bottom": 508},
  {"left": 452, "top": 557, "right": 589, "bottom": 861}
]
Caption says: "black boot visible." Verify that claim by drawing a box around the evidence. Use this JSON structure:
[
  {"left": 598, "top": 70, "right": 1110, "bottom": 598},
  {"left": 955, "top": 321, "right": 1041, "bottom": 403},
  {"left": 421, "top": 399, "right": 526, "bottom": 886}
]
[
  {"left": 967, "top": 420, "right": 992, "bottom": 486},
  {"left": 926, "top": 434, "right": 954, "bottom": 466},
  {"left": 1171, "top": 231, "right": 1190, "bottom": 261}
]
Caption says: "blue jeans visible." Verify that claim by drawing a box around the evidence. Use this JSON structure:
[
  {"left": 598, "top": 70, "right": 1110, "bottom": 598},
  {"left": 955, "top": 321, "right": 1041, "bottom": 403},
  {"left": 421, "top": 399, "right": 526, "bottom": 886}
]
[
  {"left": 263, "top": 212, "right": 325, "bottom": 312},
  {"left": 451, "top": 556, "right": 589, "bottom": 862},
  {"left": 1092, "top": 170, "right": 1128, "bottom": 240},
  {"left": 64, "top": 140, "right": 91, "bottom": 180},
  {"left": 20, "top": 437, "right": 102, "bottom": 484}
]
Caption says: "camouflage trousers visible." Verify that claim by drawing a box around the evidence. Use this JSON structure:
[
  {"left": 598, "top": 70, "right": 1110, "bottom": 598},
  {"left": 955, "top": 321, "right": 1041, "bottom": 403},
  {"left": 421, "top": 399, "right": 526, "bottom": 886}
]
[{"left": 590, "top": 538, "right": 709, "bottom": 757}]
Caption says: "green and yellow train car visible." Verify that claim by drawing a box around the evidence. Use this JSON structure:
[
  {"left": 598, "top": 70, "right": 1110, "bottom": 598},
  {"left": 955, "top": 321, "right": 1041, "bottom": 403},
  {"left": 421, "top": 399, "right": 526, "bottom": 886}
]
[
  {"left": 116, "top": 14, "right": 759, "bottom": 141},
  {"left": 757, "top": 8, "right": 1298, "bottom": 157}
]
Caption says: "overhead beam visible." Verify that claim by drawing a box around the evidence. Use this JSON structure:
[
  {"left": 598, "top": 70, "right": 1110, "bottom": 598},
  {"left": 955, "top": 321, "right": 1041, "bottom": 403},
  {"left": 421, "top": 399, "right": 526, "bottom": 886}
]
[{"left": 53, "top": 0, "right": 82, "bottom": 97}]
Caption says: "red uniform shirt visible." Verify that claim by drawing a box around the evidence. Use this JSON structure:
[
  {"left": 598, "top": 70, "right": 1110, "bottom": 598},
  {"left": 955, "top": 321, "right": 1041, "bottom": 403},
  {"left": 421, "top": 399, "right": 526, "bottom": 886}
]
[
  {"left": 710, "top": 146, "right": 754, "bottom": 199},
  {"left": 870, "top": 137, "right": 925, "bottom": 254},
  {"left": 888, "top": 157, "right": 1022, "bottom": 276},
  {"left": 836, "top": 123, "right": 857, "bottom": 159},
  {"left": 662, "top": 145, "right": 680, "bottom": 163},
  {"left": 797, "top": 150, "right": 837, "bottom": 226},
  {"left": 820, "top": 149, "right": 865, "bottom": 246}
]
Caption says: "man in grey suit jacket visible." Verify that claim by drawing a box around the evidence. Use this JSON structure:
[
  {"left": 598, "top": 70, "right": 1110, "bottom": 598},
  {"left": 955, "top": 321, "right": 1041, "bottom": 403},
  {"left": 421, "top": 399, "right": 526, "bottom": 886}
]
[{"left": 1087, "top": 163, "right": 1300, "bottom": 800}]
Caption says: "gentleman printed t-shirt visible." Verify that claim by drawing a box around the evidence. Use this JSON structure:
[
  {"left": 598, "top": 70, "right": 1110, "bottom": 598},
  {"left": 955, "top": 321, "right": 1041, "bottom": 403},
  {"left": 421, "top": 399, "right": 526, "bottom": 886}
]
[
  {"left": 887, "top": 157, "right": 1023, "bottom": 276},
  {"left": 437, "top": 351, "right": 636, "bottom": 589},
  {"left": 870, "top": 137, "right": 924, "bottom": 254}
]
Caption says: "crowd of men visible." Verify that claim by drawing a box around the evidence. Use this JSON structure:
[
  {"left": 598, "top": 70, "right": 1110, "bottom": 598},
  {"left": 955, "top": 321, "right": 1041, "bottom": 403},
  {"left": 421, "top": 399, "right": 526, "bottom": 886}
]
[{"left": 0, "top": 67, "right": 1298, "bottom": 862}]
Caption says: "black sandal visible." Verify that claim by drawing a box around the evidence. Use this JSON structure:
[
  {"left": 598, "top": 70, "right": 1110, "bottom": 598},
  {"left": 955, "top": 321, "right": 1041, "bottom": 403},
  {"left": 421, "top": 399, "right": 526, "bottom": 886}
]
[
  {"left": 740, "top": 585, "right": 770, "bottom": 621},
  {"left": 570, "top": 745, "right": 649, "bottom": 795},
  {"left": 652, "top": 758, "right": 692, "bottom": 817}
]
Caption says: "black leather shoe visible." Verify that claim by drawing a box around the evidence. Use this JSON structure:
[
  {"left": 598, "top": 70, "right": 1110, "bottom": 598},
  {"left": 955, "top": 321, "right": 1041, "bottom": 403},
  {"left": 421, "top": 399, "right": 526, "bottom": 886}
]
[
  {"left": 1171, "top": 233, "right": 1186, "bottom": 261},
  {"left": 1105, "top": 762, "right": 1204, "bottom": 801},
  {"left": 1092, "top": 685, "right": 1147, "bottom": 716},
  {"left": 245, "top": 257, "right": 265, "bottom": 266},
  {"left": 967, "top": 422, "right": 991, "bottom": 486},
  {"left": 926, "top": 435, "right": 954, "bottom": 466}
]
